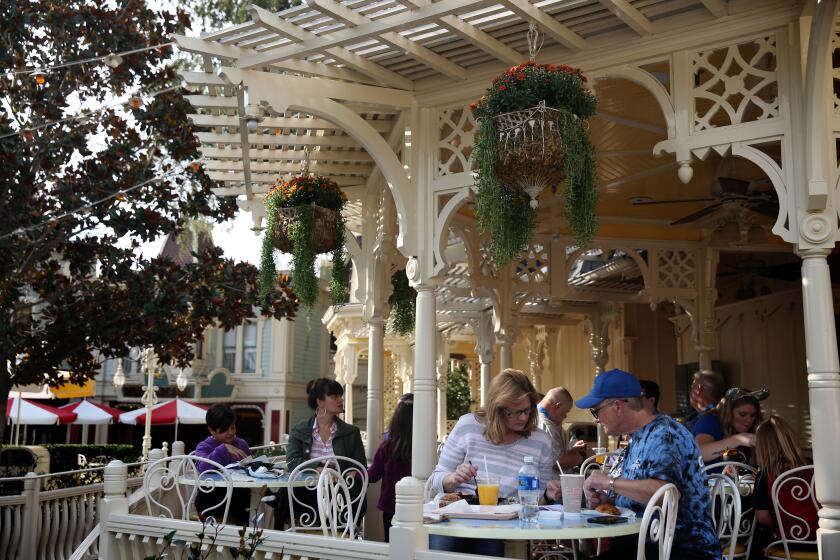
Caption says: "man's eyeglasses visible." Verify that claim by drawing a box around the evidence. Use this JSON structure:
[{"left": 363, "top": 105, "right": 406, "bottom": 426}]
[
  {"left": 501, "top": 405, "right": 534, "bottom": 418},
  {"left": 589, "top": 399, "right": 628, "bottom": 420}
]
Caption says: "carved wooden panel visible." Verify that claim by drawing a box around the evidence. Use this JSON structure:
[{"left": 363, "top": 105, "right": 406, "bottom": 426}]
[
  {"left": 437, "top": 107, "right": 476, "bottom": 176},
  {"left": 692, "top": 36, "right": 779, "bottom": 131},
  {"left": 657, "top": 250, "right": 696, "bottom": 290},
  {"left": 514, "top": 242, "right": 549, "bottom": 284}
]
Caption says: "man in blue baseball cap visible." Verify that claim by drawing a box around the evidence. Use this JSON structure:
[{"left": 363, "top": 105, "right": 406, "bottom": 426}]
[{"left": 577, "top": 369, "right": 721, "bottom": 560}]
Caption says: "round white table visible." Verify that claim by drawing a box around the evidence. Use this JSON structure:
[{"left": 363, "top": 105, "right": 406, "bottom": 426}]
[
  {"left": 178, "top": 471, "right": 314, "bottom": 525},
  {"left": 425, "top": 513, "right": 641, "bottom": 540}
]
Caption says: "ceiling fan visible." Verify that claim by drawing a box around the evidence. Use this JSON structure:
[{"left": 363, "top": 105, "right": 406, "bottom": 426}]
[{"left": 632, "top": 176, "right": 778, "bottom": 226}]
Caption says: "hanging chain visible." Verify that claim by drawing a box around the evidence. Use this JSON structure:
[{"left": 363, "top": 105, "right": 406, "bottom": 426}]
[{"left": 527, "top": 23, "right": 543, "bottom": 61}]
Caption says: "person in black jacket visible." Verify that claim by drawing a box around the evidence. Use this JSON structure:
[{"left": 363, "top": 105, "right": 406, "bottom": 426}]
[{"left": 278, "top": 378, "right": 367, "bottom": 529}]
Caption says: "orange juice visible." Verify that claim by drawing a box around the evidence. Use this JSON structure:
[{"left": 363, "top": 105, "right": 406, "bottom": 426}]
[
  {"left": 594, "top": 455, "right": 606, "bottom": 465},
  {"left": 477, "top": 483, "right": 499, "bottom": 506}
]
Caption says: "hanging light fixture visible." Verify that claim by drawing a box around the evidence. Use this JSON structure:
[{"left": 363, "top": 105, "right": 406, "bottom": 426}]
[
  {"left": 176, "top": 368, "right": 189, "bottom": 392},
  {"left": 112, "top": 361, "right": 126, "bottom": 391}
]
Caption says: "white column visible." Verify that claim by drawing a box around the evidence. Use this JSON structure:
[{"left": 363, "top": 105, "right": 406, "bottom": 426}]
[
  {"left": 474, "top": 312, "right": 494, "bottom": 406},
  {"left": 435, "top": 334, "right": 449, "bottom": 442},
  {"left": 97, "top": 460, "right": 128, "bottom": 559},
  {"left": 800, "top": 249, "right": 840, "bottom": 557},
  {"left": 411, "top": 284, "right": 437, "bottom": 479},
  {"left": 366, "top": 318, "right": 386, "bottom": 461},
  {"left": 498, "top": 336, "right": 513, "bottom": 371}
]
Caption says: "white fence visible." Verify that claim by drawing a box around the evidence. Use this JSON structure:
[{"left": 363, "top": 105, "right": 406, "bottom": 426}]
[
  {"left": 0, "top": 455, "right": 151, "bottom": 560},
  {"left": 93, "top": 459, "right": 511, "bottom": 560}
]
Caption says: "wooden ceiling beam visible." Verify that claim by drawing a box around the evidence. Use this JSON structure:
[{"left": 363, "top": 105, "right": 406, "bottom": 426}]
[
  {"left": 307, "top": 0, "right": 468, "bottom": 81},
  {"left": 199, "top": 147, "right": 373, "bottom": 163},
  {"left": 196, "top": 131, "right": 362, "bottom": 148},
  {"left": 401, "top": 0, "right": 521, "bottom": 65},
  {"left": 237, "top": 0, "right": 491, "bottom": 69},
  {"left": 187, "top": 113, "right": 392, "bottom": 132},
  {"left": 597, "top": 0, "right": 655, "bottom": 36},
  {"left": 203, "top": 160, "right": 371, "bottom": 175},
  {"left": 698, "top": 0, "right": 729, "bottom": 18},
  {"left": 248, "top": 5, "right": 413, "bottom": 90},
  {"left": 209, "top": 172, "right": 364, "bottom": 185},
  {"left": 496, "top": 0, "right": 588, "bottom": 52}
]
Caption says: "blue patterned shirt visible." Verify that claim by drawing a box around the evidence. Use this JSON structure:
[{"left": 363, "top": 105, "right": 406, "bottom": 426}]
[{"left": 616, "top": 414, "right": 721, "bottom": 559}]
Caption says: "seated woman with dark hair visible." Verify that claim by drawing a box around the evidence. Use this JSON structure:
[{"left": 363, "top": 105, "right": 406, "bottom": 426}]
[
  {"left": 192, "top": 404, "right": 252, "bottom": 525},
  {"left": 279, "top": 378, "right": 367, "bottom": 529}
]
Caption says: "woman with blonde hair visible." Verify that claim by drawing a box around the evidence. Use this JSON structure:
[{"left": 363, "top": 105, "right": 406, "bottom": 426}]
[
  {"left": 428, "top": 369, "right": 558, "bottom": 556},
  {"left": 693, "top": 387, "right": 764, "bottom": 464},
  {"left": 752, "top": 415, "right": 818, "bottom": 544}
]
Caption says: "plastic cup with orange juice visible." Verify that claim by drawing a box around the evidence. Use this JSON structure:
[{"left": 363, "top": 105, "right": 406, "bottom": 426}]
[
  {"left": 593, "top": 447, "right": 608, "bottom": 464},
  {"left": 476, "top": 475, "right": 500, "bottom": 506}
]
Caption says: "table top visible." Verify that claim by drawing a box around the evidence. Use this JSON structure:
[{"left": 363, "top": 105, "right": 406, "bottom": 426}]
[
  {"left": 178, "top": 472, "right": 312, "bottom": 488},
  {"left": 425, "top": 512, "right": 642, "bottom": 540}
]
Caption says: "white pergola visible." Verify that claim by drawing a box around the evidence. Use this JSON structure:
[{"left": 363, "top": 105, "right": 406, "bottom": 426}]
[{"left": 175, "top": 1, "right": 840, "bottom": 555}]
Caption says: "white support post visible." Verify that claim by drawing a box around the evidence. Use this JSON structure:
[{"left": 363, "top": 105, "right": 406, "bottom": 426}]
[
  {"left": 366, "top": 317, "right": 386, "bottom": 461},
  {"left": 800, "top": 249, "right": 840, "bottom": 558},
  {"left": 390, "top": 476, "right": 428, "bottom": 559},
  {"left": 20, "top": 472, "right": 40, "bottom": 555},
  {"left": 474, "top": 312, "right": 494, "bottom": 406},
  {"left": 436, "top": 333, "right": 449, "bottom": 443},
  {"left": 97, "top": 460, "right": 128, "bottom": 559},
  {"left": 171, "top": 440, "right": 185, "bottom": 457},
  {"left": 412, "top": 284, "right": 437, "bottom": 480}
]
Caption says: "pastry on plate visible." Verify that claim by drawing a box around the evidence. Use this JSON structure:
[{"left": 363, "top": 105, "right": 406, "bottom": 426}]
[
  {"left": 595, "top": 503, "right": 621, "bottom": 516},
  {"left": 439, "top": 493, "right": 462, "bottom": 507}
]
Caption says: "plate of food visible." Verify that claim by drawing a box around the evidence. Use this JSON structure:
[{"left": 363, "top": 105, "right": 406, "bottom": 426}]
[
  {"left": 582, "top": 503, "right": 636, "bottom": 518},
  {"left": 432, "top": 499, "right": 520, "bottom": 520}
]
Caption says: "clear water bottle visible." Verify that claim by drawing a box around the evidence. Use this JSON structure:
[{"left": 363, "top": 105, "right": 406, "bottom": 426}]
[{"left": 517, "top": 456, "right": 540, "bottom": 524}]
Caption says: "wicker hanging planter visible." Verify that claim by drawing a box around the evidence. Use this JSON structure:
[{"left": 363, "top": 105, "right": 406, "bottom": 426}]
[
  {"left": 272, "top": 204, "right": 342, "bottom": 254},
  {"left": 469, "top": 24, "right": 598, "bottom": 267},
  {"left": 494, "top": 101, "right": 568, "bottom": 209},
  {"left": 259, "top": 155, "right": 349, "bottom": 312}
]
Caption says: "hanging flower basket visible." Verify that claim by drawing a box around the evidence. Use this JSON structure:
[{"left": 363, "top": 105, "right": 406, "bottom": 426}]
[
  {"left": 388, "top": 269, "right": 416, "bottom": 336},
  {"left": 471, "top": 60, "right": 598, "bottom": 267},
  {"left": 272, "top": 204, "right": 341, "bottom": 254},
  {"left": 259, "top": 174, "right": 349, "bottom": 312}
]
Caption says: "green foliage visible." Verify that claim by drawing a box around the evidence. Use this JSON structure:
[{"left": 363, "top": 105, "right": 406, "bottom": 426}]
[
  {"left": 146, "top": 510, "right": 272, "bottom": 559},
  {"left": 0, "top": 0, "right": 298, "bottom": 441},
  {"left": 388, "top": 269, "right": 416, "bottom": 336},
  {"left": 446, "top": 364, "right": 474, "bottom": 419},
  {"left": 189, "top": 0, "right": 299, "bottom": 29},
  {"left": 39, "top": 444, "right": 143, "bottom": 490},
  {"left": 260, "top": 176, "right": 349, "bottom": 312},
  {"left": 471, "top": 61, "right": 599, "bottom": 265}
]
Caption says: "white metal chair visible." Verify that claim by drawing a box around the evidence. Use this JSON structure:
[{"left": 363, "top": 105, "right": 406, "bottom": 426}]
[
  {"left": 637, "top": 482, "right": 680, "bottom": 560},
  {"left": 579, "top": 451, "right": 622, "bottom": 477},
  {"left": 764, "top": 465, "right": 819, "bottom": 560},
  {"left": 703, "top": 461, "right": 758, "bottom": 559},
  {"left": 143, "top": 454, "right": 233, "bottom": 524},
  {"left": 708, "top": 473, "right": 743, "bottom": 560},
  {"left": 286, "top": 455, "right": 368, "bottom": 539}
]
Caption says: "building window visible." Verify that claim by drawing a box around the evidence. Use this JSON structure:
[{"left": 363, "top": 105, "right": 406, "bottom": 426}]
[
  {"left": 241, "top": 322, "right": 257, "bottom": 373},
  {"left": 222, "top": 329, "right": 236, "bottom": 372}
]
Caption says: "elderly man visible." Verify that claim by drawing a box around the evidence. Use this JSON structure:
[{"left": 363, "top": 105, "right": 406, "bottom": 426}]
[
  {"left": 576, "top": 369, "right": 721, "bottom": 560},
  {"left": 538, "top": 387, "right": 588, "bottom": 470},
  {"left": 682, "top": 370, "right": 726, "bottom": 432}
]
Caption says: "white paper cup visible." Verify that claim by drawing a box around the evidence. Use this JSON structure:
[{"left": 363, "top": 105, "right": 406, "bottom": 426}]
[{"left": 560, "top": 474, "right": 584, "bottom": 515}]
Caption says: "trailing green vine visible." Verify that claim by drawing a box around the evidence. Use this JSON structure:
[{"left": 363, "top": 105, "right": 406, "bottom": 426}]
[
  {"left": 259, "top": 175, "right": 349, "bottom": 312},
  {"left": 388, "top": 269, "right": 416, "bottom": 336},
  {"left": 471, "top": 61, "right": 598, "bottom": 266}
]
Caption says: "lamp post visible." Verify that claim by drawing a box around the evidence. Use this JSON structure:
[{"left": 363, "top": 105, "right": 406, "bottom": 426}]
[{"left": 113, "top": 349, "right": 158, "bottom": 461}]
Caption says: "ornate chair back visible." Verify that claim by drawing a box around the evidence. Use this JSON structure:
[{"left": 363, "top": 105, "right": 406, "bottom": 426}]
[
  {"left": 703, "top": 461, "right": 759, "bottom": 558},
  {"left": 143, "top": 454, "right": 232, "bottom": 524},
  {"left": 708, "top": 473, "right": 743, "bottom": 560},
  {"left": 287, "top": 455, "right": 368, "bottom": 539},
  {"left": 580, "top": 451, "right": 621, "bottom": 477},
  {"left": 637, "top": 483, "right": 680, "bottom": 560},
  {"left": 765, "top": 465, "right": 819, "bottom": 560}
]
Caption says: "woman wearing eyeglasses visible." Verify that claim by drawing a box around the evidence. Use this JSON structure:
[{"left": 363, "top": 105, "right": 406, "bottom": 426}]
[
  {"left": 693, "top": 387, "right": 764, "bottom": 464},
  {"left": 428, "top": 369, "right": 557, "bottom": 556}
]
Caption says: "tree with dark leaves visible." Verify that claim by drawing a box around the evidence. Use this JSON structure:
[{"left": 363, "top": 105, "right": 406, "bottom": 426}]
[
  {"left": 0, "top": 0, "right": 298, "bottom": 442},
  {"left": 188, "top": 0, "right": 297, "bottom": 30}
]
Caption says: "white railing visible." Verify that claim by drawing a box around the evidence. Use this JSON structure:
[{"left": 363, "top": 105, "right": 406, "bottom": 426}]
[
  {"left": 91, "top": 460, "right": 515, "bottom": 560},
  {"left": 0, "top": 452, "right": 153, "bottom": 560}
]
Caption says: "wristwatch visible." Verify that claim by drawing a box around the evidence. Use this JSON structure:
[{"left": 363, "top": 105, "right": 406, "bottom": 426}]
[{"left": 608, "top": 477, "right": 616, "bottom": 499}]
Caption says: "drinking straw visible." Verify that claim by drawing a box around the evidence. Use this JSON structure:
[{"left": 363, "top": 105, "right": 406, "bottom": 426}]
[
  {"left": 556, "top": 460, "right": 565, "bottom": 475},
  {"left": 483, "top": 455, "right": 490, "bottom": 480}
]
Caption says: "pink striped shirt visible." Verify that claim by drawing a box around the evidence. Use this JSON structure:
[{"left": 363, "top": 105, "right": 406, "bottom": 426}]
[{"left": 310, "top": 419, "right": 337, "bottom": 459}]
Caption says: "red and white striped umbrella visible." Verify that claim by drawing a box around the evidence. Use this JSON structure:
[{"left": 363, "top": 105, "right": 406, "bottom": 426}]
[
  {"left": 119, "top": 398, "right": 207, "bottom": 425},
  {"left": 5, "top": 396, "right": 77, "bottom": 425},
  {"left": 59, "top": 400, "right": 123, "bottom": 425}
]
